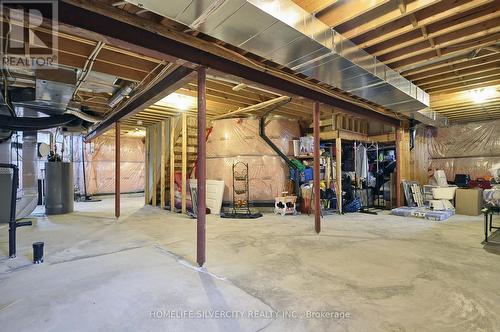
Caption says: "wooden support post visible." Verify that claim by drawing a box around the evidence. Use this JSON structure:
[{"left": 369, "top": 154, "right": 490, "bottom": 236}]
[
  {"left": 145, "top": 127, "right": 150, "bottom": 205},
  {"left": 170, "top": 118, "right": 176, "bottom": 212},
  {"left": 336, "top": 137, "right": 342, "bottom": 214},
  {"left": 313, "top": 102, "right": 321, "bottom": 234},
  {"left": 396, "top": 128, "right": 403, "bottom": 207},
  {"left": 181, "top": 113, "right": 187, "bottom": 214},
  {"left": 115, "top": 122, "right": 120, "bottom": 218},
  {"left": 152, "top": 124, "right": 158, "bottom": 207},
  {"left": 395, "top": 125, "right": 410, "bottom": 207},
  {"left": 160, "top": 120, "right": 167, "bottom": 209},
  {"left": 197, "top": 67, "right": 207, "bottom": 266}
]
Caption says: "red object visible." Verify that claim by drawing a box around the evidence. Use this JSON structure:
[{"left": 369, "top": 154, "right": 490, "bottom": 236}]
[
  {"left": 197, "top": 67, "right": 207, "bottom": 267},
  {"left": 313, "top": 102, "right": 321, "bottom": 234},
  {"left": 477, "top": 178, "right": 492, "bottom": 189},
  {"left": 115, "top": 122, "right": 120, "bottom": 218}
]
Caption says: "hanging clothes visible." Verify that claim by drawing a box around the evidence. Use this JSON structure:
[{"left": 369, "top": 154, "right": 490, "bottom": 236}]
[{"left": 355, "top": 144, "right": 368, "bottom": 180}]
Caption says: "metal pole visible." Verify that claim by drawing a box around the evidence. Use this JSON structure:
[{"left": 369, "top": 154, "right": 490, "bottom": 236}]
[
  {"left": 197, "top": 67, "right": 207, "bottom": 266},
  {"left": 82, "top": 139, "right": 88, "bottom": 199},
  {"left": 115, "top": 122, "right": 121, "bottom": 218},
  {"left": 8, "top": 165, "right": 19, "bottom": 257},
  {"left": 313, "top": 102, "right": 321, "bottom": 234}
]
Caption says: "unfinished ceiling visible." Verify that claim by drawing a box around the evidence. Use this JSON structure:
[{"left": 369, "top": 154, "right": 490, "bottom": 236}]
[
  {"left": 293, "top": 0, "right": 500, "bottom": 122},
  {"left": 3, "top": 1, "right": 389, "bottom": 134}
]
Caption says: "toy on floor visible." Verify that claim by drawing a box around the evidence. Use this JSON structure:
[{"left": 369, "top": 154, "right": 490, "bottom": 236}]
[{"left": 274, "top": 192, "right": 297, "bottom": 216}]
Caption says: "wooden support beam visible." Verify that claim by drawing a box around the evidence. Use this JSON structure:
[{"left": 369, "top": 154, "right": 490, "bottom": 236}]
[
  {"left": 313, "top": 102, "right": 321, "bottom": 234},
  {"left": 395, "top": 127, "right": 410, "bottom": 207},
  {"left": 160, "top": 119, "right": 167, "bottom": 209},
  {"left": 211, "top": 96, "right": 291, "bottom": 120},
  {"left": 369, "top": 133, "right": 396, "bottom": 143},
  {"left": 145, "top": 127, "right": 150, "bottom": 205},
  {"left": 396, "top": 129, "right": 403, "bottom": 207},
  {"left": 336, "top": 138, "right": 342, "bottom": 214},
  {"left": 197, "top": 67, "right": 207, "bottom": 266},
  {"left": 170, "top": 117, "right": 176, "bottom": 212},
  {"left": 181, "top": 113, "right": 187, "bottom": 214},
  {"left": 115, "top": 122, "right": 120, "bottom": 218}
]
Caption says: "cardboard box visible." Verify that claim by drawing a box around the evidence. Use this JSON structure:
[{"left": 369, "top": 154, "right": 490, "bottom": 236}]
[{"left": 455, "top": 188, "right": 483, "bottom": 216}]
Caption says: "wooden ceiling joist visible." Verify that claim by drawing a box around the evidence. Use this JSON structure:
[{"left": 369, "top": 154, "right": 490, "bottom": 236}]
[
  {"left": 408, "top": 53, "right": 500, "bottom": 82},
  {"left": 390, "top": 34, "right": 500, "bottom": 71},
  {"left": 367, "top": 6, "right": 500, "bottom": 57},
  {"left": 314, "top": 0, "right": 390, "bottom": 27},
  {"left": 381, "top": 26, "right": 500, "bottom": 66},
  {"left": 357, "top": 0, "right": 496, "bottom": 49},
  {"left": 334, "top": 0, "right": 441, "bottom": 40}
]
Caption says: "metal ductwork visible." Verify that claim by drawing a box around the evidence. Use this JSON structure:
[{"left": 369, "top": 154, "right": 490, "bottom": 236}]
[
  {"left": 410, "top": 108, "right": 449, "bottom": 127},
  {"left": 11, "top": 68, "right": 77, "bottom": 115},
  {"left": 126, "top": 0, "right": 433, "bottom": 118},
  {"left": 0, "top": 110, "right": 40, "bottom": 221}
]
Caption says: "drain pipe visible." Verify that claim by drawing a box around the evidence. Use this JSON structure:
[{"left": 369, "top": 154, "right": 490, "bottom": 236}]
[
  {"left": 258, "top": 103, "right": 301, "bottom": 206},
  {"left": 0, "top": 163, "right": 32, "bottom": 258}
]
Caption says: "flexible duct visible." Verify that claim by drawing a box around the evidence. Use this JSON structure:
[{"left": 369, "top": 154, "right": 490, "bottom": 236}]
[{"left": 65, "top": 107, "right": 103, "bottom": 123}]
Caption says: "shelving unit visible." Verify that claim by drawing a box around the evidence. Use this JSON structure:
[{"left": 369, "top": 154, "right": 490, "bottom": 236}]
[{"left": 231, "top": 162, "right": 251, "bottom": 215}]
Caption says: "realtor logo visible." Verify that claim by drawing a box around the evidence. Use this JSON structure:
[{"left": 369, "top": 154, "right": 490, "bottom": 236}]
[{"left": 0, "top": 0, "right": 58, "bottom": 68}]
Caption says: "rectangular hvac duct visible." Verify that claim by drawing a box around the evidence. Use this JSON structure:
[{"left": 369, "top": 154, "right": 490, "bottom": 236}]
[{"left": 126, "top": 0, "right": 432, "bottom": 117}]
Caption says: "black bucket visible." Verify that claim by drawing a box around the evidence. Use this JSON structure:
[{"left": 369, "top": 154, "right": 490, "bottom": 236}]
[{"left": 33, "top": 242, "right": 44, "bottom": 264}]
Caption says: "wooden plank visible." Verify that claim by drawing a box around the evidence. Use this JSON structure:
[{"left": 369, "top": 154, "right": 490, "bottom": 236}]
[
  {"left": 319, "top": 130, "right": 371, "bottom": 142},
  {"left": 316, "top": 0, "right": 390, "bottom": 28},
  {"left": 380, "top": 17, "right": 500, "bottom": 64},
  {"left": 336, "top": 138, "right": 342, "bottom": 214},
  {"left": 160, "top": 119, "right": 167, "bottom": 209},
  {"left": 337, "top": 0, "right": 440, "bottom": 40},
  {"left": 181, "top": 113, "right": 187, "bottom": 214},
  {"left": 369, "top": 133, "right": 396, "bottom": 142},
  {"left": 395, "top": 127, "right": 411, "bottom": 206},
  {"left": 360, "top": 0, "right": 497, "bottom": 50},
  {"left": 402, "top": 50, "right": 499, "bottom": 78},
  {"left": 415, "top": 61, "right": 500, "bottom": 86},
  {"left": 293, "top": 0, "right": 341, "bottom": 14},
  {"left": 391, "top": 35, "right": 500, "bottom": 70},
  {"left": 396, "top": 129, "right": 403, "bottom": 207},
  {"left": 170, "top": 117, "right": 176, "bottom": 212}
]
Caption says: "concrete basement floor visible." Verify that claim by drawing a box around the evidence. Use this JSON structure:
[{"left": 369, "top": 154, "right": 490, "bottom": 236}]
[{"left": 1, "top": 194, "right": 500, "bottom": 332}]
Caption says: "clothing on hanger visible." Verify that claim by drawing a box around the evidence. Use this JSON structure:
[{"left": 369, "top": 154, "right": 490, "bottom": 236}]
[{"left": 355, "top": 143, "right": 368, "bottom": 180}]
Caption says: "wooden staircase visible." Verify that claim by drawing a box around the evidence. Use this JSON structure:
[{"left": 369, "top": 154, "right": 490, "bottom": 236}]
[
  {"left": 148, "top": 114, "right": 198, "bottom": 212},
  {"left": 147, "top": 114, "right": 212, "bottom": 213}
]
